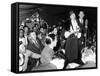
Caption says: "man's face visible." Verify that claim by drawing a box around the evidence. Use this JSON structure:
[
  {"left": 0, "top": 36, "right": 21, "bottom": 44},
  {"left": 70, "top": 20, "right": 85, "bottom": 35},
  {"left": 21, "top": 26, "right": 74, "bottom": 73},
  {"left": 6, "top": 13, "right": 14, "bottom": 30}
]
[
  {"left": 52, "top": 37, "right": 57, "bottom": 47},
  {"left": 38, "top": 33, "right": 42, "bottom": 39},
  {"left": 30, "top": 32, "right": 36, "bottom": 40},
  {"left": 24, "top": 27, "right": 28, "bottom": 33},
  {"left": 19, "top": 30, "right": 24, "bottom": 37},
  {"left": 40, "top": 28, "right": 44, "bottom": 33},
  {"left": 70, "top": 13, "right": 76, "bottom": 19},
  {"left": 79, "top": 11, "right": 84, "bottom": 19},
  {"left": 54, "top": 28, "right": 57, "bottom": 34},
  {"left": 33, "top": 26, "right": 37, "bottom": 32}
]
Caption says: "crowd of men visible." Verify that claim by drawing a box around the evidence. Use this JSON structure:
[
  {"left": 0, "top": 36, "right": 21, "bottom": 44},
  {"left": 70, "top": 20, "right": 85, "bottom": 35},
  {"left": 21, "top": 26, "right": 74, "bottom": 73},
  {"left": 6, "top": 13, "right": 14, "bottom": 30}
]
[{"left": 19, "top": 10, "right": 96, "bottom": 72}]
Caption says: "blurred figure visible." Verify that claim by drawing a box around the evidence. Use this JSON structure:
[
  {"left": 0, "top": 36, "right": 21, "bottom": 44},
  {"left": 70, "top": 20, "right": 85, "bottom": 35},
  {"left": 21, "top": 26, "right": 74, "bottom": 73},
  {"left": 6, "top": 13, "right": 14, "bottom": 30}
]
[
  {"left": 80, "top": 47, "right": 96, "bottom": 68},
  {"left": 64, "top": 11, "right": 81, "bottom": 69},
  {"left": 49, "top": 27, "right": 58, "bottom": 35},
  {"left": 50, "top": 48, "right": 65, "bottom": 69},
  {"left": 37, "top": 32, "right": 46, "bottom": 46},
  {"left": 53, "top": 28, "right": 58, "bottom": 35},
  {"left": 40, "top": 34, "right": 57, "bottom": 64},
  {"left": 37, "top": 32, "right": 42, "bottom": 40},
  {"left": 19, "top": 25, "right": 24, "bottom": 29},
  {"left": 30, "top": 12, "right": 40, "bottom": 23},
  {"left": 32, "top": 24, "right": 38, "bottom": 32},
  {"left": 22, "top": 31, "right": 44, "bottom": 71},
  {"left": 23, "top": 26, "right": 30, "bottom": 46},
  {"left": 78, "top": 11, "right": 87, "bottom": 46},
  {"left": 19, "top": 29, "right": 26, "bottom": 71},
  {"left": 19, "top": 29, "right": 26, "bottom": 53},
  {"left": 32, "top": 34, "right": 57, "bottom": 71},
  {"left": 23, "top": 26, "right": 29, "bottom": 36},
  {"left": 79, "top": 11, "right": 85, "bottom": 25},
  {"left": 66, "top": 46, "right": 96, "bottom": 69}
]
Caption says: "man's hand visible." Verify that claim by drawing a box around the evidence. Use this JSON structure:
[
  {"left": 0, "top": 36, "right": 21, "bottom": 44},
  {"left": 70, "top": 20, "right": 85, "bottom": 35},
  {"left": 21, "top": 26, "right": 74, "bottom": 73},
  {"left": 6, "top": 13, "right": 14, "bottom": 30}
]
[
  {"left": 31, "top": 52, "right": 41, "bottom": 59},
  {"left": 84, "top": 33, "right": 86, "bottom": 37}
]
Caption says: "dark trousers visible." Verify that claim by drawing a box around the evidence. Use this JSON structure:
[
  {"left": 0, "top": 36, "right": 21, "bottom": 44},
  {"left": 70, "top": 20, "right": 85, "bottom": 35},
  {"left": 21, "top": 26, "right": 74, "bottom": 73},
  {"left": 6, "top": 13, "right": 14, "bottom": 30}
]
[
  {"left": 63, "top": 35, "right": 78, "bottom": 69},
  {"left": 63, "top": 36, "right": 84, "bottom": 69},
  {"left": 26, "top": 57, "right": 38, "bottom": 72}
]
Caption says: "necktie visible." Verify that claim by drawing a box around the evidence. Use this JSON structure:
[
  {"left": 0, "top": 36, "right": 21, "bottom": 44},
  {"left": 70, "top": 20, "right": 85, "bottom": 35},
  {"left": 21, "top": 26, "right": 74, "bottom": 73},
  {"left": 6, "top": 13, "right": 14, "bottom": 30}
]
[{"left": 35, "top": 40, "right": 39, "bottom": 48}]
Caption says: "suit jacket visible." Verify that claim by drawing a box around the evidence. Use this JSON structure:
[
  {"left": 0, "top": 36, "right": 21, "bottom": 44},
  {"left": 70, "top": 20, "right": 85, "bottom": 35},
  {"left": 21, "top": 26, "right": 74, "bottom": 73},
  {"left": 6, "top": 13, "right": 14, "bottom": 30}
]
[
  {"left": 78, "top": 19, "right": 86, "bottom": 35},
  {"left": 26, "top": 37, "right": 44, "bottom": 54}
]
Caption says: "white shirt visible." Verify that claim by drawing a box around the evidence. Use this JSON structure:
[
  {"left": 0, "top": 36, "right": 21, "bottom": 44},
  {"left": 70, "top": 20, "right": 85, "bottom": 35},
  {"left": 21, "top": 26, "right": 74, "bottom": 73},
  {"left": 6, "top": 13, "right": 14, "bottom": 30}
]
[
  {"left": 71, "top": 19, "right": 79, "bottom": 32},
  {"left": 79, "top": 18, "right": 84, "bottom": 24}
]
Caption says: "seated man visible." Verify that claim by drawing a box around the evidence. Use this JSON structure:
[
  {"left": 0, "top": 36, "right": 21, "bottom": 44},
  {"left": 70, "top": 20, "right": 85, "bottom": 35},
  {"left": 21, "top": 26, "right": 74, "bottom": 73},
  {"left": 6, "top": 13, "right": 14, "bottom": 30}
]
[
  {"left": 22, "top": 31, "right": 44, "bottom": 71},
  {"left": 32, "top": 34, "right": 58, "bottom": 71}
]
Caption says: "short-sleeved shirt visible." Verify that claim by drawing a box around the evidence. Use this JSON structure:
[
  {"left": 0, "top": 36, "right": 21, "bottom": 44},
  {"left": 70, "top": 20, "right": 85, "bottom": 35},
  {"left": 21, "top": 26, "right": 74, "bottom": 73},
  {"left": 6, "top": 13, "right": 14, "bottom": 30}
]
[{"left": 40, "top": 46, "right": 54, "bottom": 64}]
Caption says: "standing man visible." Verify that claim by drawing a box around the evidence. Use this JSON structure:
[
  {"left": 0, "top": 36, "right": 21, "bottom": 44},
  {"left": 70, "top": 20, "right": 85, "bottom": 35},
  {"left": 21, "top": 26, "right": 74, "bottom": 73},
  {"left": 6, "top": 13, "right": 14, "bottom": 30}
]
[
  {"left": 78, "top": 11, "right": 86, "bottom": 46},
  {"left": 64, "top": 11, "right": 81, "bottom": 69}
]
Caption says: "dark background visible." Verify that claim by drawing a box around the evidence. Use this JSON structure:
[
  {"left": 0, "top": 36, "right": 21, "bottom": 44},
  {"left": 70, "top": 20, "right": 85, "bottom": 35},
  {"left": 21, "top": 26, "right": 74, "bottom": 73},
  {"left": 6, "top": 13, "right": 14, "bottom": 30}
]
[{"left": 19, "top": 4, "right": 97, "bottom": 36}]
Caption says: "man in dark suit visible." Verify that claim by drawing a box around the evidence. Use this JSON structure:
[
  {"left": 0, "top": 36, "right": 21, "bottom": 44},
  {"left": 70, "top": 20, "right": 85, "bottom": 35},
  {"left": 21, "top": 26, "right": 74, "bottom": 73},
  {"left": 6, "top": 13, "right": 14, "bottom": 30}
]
[
  {"left": 22, "top": 31, "right": 44, "bottom": 71},
  {"left": 78, "top": 11, "right": 87, "bottom": 45},
  {"left": 78, "top": 11, "right": 88, "bottom": 61}
]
